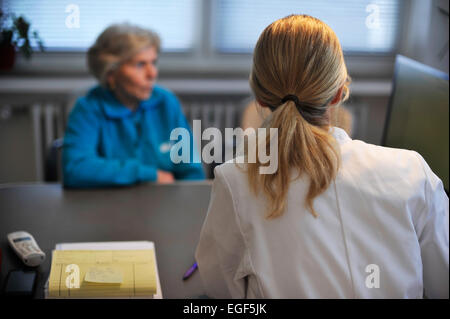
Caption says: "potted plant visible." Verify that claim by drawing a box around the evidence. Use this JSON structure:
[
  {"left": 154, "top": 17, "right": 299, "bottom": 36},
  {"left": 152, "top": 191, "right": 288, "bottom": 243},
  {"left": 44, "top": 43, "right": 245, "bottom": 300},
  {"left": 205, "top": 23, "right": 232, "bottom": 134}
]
[{"left": 0, "top": 9, "right": 44, "bottom": 70}]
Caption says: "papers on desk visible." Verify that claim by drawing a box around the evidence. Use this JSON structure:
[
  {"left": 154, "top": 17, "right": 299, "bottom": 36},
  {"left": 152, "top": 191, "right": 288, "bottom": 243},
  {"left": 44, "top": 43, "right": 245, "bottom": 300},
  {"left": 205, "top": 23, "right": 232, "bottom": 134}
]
[{"left": 45, "top": 241, "right": 162, "bottom": 299}]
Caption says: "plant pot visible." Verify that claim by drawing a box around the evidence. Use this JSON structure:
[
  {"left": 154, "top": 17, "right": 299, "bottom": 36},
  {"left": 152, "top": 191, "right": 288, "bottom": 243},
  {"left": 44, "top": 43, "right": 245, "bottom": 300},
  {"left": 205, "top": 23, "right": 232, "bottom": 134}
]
[{"left": 0, "top": 44, "right": 16, "bottom": 70}]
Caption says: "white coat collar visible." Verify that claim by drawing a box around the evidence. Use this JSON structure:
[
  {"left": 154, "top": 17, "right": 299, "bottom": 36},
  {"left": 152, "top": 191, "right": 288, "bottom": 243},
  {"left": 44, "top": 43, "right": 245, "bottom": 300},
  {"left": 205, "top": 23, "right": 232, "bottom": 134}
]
[{"left": 330, "top": 126, "right": 352, "bottom": 145}]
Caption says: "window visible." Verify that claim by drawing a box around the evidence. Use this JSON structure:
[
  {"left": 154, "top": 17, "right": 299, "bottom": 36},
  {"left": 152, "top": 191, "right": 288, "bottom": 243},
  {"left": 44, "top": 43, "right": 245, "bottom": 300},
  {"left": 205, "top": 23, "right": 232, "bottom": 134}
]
[
  {"left": 1, "top": 0, "right": 197, "bottom": 52},
  {"left": 213, "top": 0, "right": 404, "bottom": 53},
  {"left": 1, "top": 0, "right": 407, "bottom": 76}
]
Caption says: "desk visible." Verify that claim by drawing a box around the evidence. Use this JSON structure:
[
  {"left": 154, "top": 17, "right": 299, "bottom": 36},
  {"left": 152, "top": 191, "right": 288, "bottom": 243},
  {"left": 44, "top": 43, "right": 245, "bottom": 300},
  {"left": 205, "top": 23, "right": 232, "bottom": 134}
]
[{"left": 0, "top": 181, "right": 212, "bottom": 298}]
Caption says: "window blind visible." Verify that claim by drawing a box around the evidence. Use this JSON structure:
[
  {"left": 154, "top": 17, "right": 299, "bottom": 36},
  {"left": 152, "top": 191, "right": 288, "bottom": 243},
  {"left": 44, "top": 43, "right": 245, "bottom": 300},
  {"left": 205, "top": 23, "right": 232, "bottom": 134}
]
[
  {"left": 1, "top": 0, "right": 197, "bottom": 52},
  {"left": 214, "top": 0, "right": 403, "bottom": 53}
]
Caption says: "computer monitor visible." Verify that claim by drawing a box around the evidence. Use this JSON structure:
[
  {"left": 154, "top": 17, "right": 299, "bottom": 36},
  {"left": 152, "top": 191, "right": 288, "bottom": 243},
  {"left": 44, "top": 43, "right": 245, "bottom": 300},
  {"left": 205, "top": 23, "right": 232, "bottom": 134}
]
[{"left": 382, "top": 55, "right": 449, "bottom": 192}]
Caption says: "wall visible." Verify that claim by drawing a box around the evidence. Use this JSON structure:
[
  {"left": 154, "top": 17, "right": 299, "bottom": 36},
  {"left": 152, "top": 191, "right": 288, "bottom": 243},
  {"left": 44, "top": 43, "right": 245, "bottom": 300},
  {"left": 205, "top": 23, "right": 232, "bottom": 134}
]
[{"left": 401, "top": 0, "right": 449, "bottom": 73}]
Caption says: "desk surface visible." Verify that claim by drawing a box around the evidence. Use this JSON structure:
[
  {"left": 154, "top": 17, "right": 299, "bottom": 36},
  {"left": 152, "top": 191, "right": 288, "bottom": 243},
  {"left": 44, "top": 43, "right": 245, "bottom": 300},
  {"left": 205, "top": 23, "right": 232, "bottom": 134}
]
[{"left": 0, "top": 182, "right": 212, "bottom": 299}]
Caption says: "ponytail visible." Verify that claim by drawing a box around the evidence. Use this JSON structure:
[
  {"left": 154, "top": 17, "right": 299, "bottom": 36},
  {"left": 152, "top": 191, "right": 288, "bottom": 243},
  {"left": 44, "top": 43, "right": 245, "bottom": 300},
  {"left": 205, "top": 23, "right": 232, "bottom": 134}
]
[
  {"left": 247, "top": 101, "right": 340, "bottom": 218},
  {"left": 247, "top": 14, "right": 350, "bottom": 218}
]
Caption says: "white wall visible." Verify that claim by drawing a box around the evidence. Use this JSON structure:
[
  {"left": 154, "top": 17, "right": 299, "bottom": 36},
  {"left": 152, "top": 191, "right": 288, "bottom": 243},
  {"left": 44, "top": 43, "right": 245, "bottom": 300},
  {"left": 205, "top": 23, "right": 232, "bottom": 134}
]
[{"left": 400, "top": 0, "right": 449, "bottom": 73}]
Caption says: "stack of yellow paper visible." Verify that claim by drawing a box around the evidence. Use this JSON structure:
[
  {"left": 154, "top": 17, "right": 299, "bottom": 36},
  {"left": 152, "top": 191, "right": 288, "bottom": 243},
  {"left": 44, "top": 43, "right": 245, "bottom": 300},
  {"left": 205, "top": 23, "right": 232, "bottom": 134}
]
[{"left": 48, "top": 249, "right": 157, "bottom": 298}]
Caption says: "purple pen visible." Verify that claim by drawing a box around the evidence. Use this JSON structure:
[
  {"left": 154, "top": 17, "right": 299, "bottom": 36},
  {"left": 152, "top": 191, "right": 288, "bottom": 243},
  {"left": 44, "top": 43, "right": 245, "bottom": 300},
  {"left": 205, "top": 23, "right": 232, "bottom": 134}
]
[{"left": 182, "top": 262, "right": 198, "bottom": 280}]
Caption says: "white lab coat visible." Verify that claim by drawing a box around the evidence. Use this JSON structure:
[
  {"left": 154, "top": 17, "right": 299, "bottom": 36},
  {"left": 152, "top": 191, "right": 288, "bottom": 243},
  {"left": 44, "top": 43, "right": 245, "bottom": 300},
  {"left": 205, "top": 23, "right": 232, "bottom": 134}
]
[{"left": 195, "top": 127, "right": 449, "bottom": 299}]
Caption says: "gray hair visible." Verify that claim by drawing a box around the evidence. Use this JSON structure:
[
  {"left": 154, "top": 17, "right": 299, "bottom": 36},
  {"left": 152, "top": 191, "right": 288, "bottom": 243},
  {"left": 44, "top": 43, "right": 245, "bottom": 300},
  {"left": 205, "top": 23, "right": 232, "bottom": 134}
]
[{"left": 87, "top": 23, "right": 161, "bottom": 87}]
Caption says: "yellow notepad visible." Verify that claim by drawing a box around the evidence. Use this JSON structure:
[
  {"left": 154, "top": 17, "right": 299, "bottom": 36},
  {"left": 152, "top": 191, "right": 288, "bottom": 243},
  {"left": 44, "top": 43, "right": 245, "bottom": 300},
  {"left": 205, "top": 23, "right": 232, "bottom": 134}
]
[{"left": 48, "top": 249, "right": 157, "bottom": 298}]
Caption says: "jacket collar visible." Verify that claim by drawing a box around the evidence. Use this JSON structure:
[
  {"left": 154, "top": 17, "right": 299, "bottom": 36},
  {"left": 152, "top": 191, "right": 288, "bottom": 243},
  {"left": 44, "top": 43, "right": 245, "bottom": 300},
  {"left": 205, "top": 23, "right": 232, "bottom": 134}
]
[
  {"left": 330, "top": 126, "right": 352, "bottom": 145},
  {"left": 96, "top": 85, "right": 163, "bottom": 119}
]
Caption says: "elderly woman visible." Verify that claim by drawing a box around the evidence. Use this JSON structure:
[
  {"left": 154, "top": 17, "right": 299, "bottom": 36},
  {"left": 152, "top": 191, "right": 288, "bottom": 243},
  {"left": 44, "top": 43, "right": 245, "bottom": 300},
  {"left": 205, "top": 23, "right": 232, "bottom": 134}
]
[{"left": 63, "top": 24, "right": 205, "bottom": 187}]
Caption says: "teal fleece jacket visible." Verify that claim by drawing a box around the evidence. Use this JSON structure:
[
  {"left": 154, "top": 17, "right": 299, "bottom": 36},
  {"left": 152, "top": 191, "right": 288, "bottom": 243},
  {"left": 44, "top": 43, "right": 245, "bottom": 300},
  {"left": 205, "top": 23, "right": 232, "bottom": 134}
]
[{"left": 62, "top": 85, "right": 205, "bottom": 187}]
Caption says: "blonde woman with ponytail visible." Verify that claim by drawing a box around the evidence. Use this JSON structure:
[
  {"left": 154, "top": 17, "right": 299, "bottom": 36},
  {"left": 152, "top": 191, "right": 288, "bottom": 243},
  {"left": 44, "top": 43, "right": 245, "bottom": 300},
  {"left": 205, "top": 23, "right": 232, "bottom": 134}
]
[{"left": 196, "top": 15, "right": 448, "bottom": 298}]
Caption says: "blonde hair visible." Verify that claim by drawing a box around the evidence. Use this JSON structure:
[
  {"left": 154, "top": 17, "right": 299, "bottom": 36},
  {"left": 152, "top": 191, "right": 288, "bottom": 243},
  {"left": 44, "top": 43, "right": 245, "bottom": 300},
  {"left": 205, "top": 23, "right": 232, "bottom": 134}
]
[
  {"left": 87, "top": 23, "right": 161, "bottom": 87},
  {"left": 248, "top": 14, "right": 351, "bottom": 218}
]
